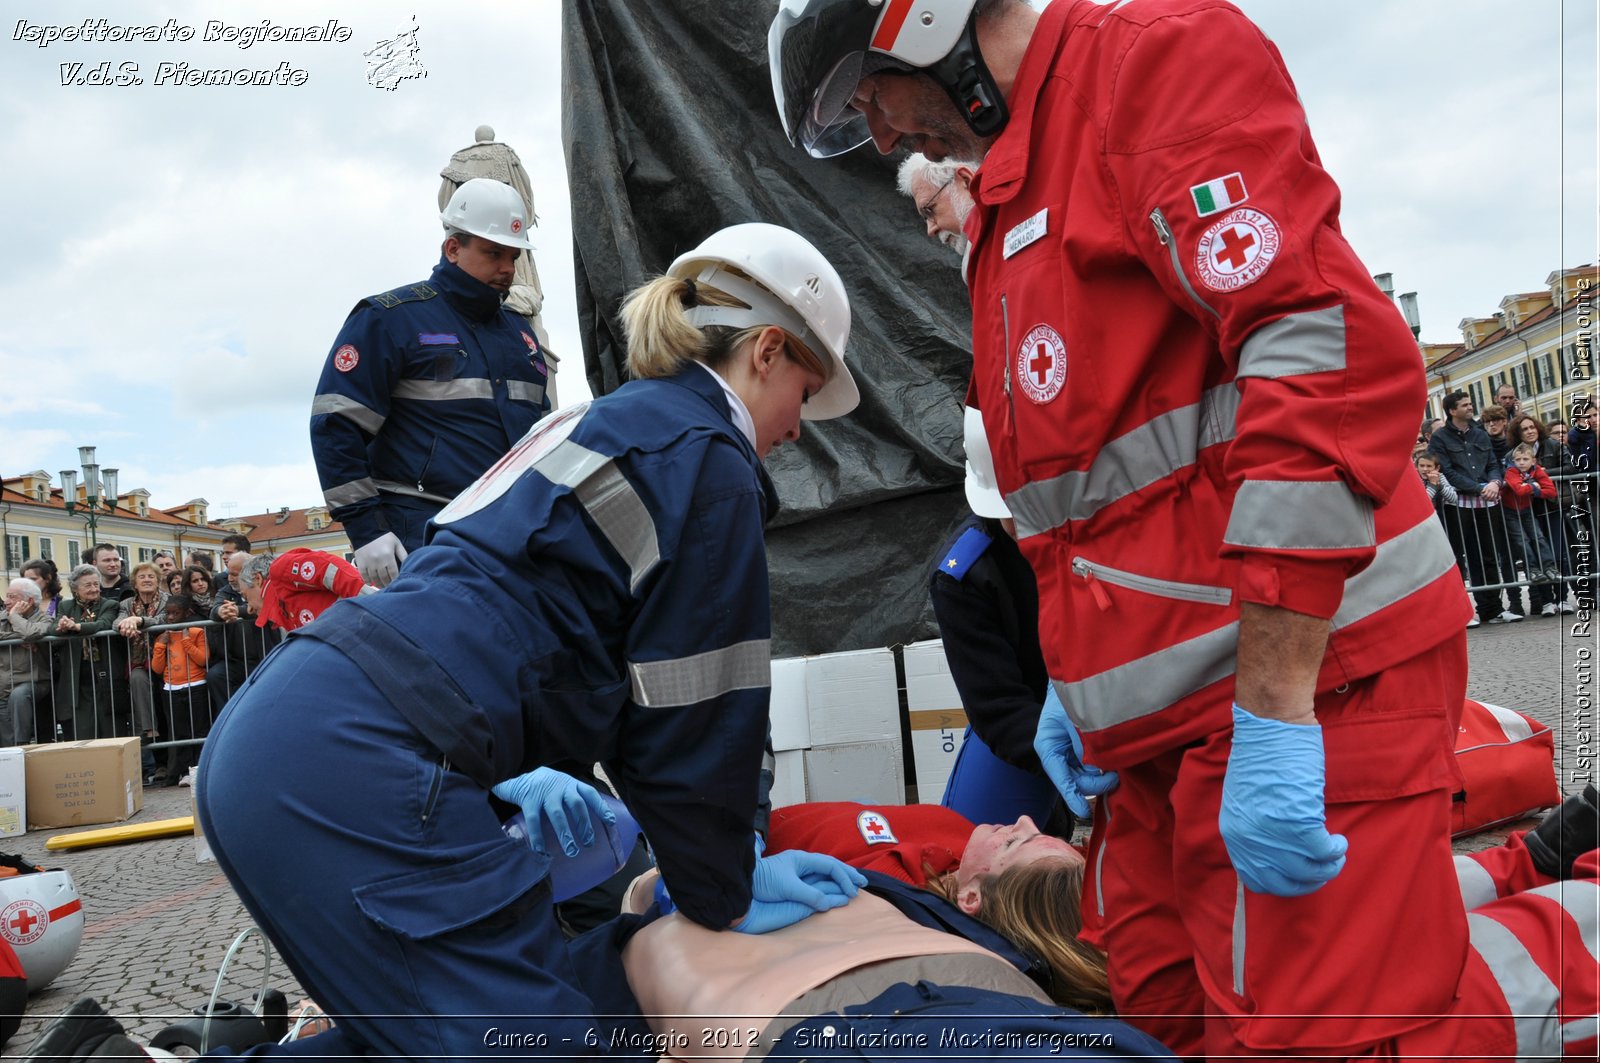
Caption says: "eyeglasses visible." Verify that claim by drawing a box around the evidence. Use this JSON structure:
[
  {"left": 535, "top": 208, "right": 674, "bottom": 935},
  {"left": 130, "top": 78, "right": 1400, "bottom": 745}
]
[{"left": 915, "top": 179, "right": 953, "bottom": 222}]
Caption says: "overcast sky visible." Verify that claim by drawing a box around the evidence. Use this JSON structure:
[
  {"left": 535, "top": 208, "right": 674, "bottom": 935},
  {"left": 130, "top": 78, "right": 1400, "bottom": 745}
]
[{"left": 2, "top": 1, "right": 1594, "bottom": 517}]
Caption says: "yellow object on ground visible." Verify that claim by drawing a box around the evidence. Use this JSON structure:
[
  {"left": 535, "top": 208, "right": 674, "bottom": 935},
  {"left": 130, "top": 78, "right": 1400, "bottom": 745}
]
[{"left": 44, "top": 817, "right": 195, "bottom": 851}]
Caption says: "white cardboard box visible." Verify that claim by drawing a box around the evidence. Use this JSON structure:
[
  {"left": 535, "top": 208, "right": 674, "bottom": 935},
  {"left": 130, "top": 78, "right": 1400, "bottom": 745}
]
[
  {"left": 802, "top": 740, "right": 904, "bottom": 805},
  {"left": 805, "top": 647, "right": 899, "bottom": 747},
  {"left": 902, "top": 639, "right": 969, "bottom": 804},
  {"left": 0, "top": 747, "right": 25, "bottom": 838},
  {"left": 769, "top": 748, "right": 807, "bottom": 809},
  {"left": 768, "top": 658, "right": 811, "bottom": 752}
]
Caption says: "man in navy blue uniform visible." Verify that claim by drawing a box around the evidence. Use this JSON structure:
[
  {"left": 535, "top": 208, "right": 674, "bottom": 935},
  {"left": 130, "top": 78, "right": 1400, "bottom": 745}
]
[{"left": 310, "top": 177, "right": 553, "bottom": 587}]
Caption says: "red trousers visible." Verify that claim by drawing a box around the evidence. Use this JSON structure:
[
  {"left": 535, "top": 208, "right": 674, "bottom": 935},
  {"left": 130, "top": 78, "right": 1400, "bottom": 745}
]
[{"left": 1078, "top": 633, "right": 1592, "bottom": 1059}]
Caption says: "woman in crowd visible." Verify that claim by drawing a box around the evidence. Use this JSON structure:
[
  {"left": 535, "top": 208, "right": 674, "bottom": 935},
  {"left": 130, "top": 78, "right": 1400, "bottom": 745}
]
[
  {"left": 18, "top": 560, "right": 65, "bottom": 740},
  {"left": 183, "top": 566, "right": 217, "bottom": 616},
  {"left": 1511, "top": 413, "right": 1576, "bottom": 615},
  {"left": 113, "top": 562, "right": 166, "bottom": 761}
]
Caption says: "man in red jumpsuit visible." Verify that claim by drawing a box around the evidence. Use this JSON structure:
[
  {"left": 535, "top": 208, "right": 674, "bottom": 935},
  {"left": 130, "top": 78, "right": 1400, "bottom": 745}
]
[
  {"left": 769, "top": 0, "right": 1596, "bottom": 1057},
  {"left": 236, "top": 549, "right": 369, "bottom": 633}
]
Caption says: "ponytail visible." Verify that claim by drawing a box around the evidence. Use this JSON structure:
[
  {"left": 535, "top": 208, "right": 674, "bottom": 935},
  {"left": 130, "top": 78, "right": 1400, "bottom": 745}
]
[{"left": 620, "top": 272, "right": 769, "bottom": 380}]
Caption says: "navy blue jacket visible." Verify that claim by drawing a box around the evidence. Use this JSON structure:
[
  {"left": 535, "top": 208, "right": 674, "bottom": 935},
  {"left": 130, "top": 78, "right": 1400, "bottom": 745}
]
[
  {"left": 929, "top": 516, "right": 1050, "bottom": 774},
  {"left": 300, "top": 366, "right": 777, "bottom": 930},
  {"left": 310, "top": 257, "right": 551, "bottom": 548},
  {"left": 1428, "top": 420, "right": 1500, "bottom": 497}
]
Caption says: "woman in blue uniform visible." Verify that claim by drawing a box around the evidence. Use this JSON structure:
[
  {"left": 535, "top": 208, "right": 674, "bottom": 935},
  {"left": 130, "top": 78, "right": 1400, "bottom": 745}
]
[{"left": 28, "top": 224, "right": 864, "bottom": 1063}]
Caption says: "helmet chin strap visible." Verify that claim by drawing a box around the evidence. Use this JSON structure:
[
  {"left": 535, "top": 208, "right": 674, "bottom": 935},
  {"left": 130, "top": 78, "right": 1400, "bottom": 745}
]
[{"left": 927, "top": 12, "right": 1009, "bottom": 139}]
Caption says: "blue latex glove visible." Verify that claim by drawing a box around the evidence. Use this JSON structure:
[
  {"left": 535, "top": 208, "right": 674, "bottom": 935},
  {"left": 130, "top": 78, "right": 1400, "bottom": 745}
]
[
  {"left": 1220, "top": 705, "right": 1349, "bottom": 896},
  {"left": 1033, "top": 686, "right": 1119, "bottom": 818},
  {"left": 735, "top": 838, "right": 866, "bottom": 935},
  {"left": 491, "top": 768, "right": 615, "bottom": 860}
]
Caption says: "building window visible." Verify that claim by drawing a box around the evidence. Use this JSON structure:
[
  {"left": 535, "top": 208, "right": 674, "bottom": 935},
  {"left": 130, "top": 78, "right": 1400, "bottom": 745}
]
[
  {"left": 1468, "top": 380, "right": 1486, "bottom": 412},
  {"left": 116, "top": 545, "right": 129, "bottom": 566},
  {"left": 4, "top": 535, "right": 28, "bottom": 570},
  {"left": 67, "top": 540, "right": 82, "bottom": 566},
  {"left": 1512, "top": 364, "right": 1531, "bottom": 397},
  {"left": 38, "top": 538, "right": 53, "bottom": 562},
  {"left": 138, "top": 548, "right": 154, "bottom": 563},
  {"left": 1534, "top": 354, "right": 1553, "bottom": 394}
]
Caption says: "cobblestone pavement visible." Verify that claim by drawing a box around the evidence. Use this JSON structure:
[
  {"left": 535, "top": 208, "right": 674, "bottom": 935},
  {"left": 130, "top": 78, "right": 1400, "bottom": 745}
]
[{"left": 3, "top": 603, "right": 1594, "bottom": 1052}]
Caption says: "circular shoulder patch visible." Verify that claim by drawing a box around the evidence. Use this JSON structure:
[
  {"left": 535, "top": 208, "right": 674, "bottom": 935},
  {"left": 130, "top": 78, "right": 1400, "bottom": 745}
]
[
  {"left": 298, "top": 609, "right": 315, "bottom": 626},
  {"left": 333, "top": 344, "right": 360, "bottom": 372},
  {"left": 1015, "top": 324, "right": 1068, "bottom": 405},
  {"left": 298, "top": 561, "right": 316, "bottom": 581},
  {"left": 1195, "top": 207, "right": 1281, "bottom": 292}
]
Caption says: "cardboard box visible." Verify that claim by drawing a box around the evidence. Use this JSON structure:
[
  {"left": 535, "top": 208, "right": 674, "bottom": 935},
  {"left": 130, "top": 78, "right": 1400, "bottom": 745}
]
[
  {"left": 768, "top": 657, "right": 811, "bottom": 752},
  {"left": 769, "top": 748, "right": 807, "bottom": 810},
  {"left": 0, "top": 748, "right": 25, "bottom": 838},
  {"left": 23, "top": 738, "right": 143, "bottom": 830},
  {"left": 803, "top": 740, "right": 904, "bottom": 805},
  {"left": 805, "top": 647, "right": 899, "bottom": 747},
  {"left": 902, "top": 640, "right": 969, "bottom": 804}
]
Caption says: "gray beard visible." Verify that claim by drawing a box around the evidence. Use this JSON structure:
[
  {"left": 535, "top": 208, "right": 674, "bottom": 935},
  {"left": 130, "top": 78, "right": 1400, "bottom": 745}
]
[{"left": 938, "top": 229, "right": 969, "bottom": 257}]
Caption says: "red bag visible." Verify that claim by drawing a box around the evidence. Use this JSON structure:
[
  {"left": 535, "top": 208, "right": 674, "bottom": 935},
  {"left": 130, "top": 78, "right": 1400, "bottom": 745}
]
[{"left": 1451, "top": 699, "right": 1561, "bottom": 837}]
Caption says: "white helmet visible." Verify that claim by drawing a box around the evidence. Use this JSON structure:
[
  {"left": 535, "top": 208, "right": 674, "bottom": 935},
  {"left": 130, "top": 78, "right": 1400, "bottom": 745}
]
[
  {"left": 0, "top": 870, "right": 84, "bottom": 992},
  {"left": 963, "top": 405, "right": 1009, "bottom": 518},
  {"left": 769, "top": 0, "right": 1006, "bottom": 158},
  {"left": 668, "top": 222, "right": 860, "bottom": 421},
  {"left": 439, "top": 178, "right": 536, "bottom": 250}
]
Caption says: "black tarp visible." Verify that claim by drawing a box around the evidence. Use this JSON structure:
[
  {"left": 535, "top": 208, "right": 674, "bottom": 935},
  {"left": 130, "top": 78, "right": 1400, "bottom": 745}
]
[{"left": 561, "top": 0, "right": 974, "bottom": 657}]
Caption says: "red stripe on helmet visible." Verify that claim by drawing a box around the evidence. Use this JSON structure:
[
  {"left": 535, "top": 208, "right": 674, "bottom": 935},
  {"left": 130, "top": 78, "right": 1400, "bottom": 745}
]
[
  {"left": 870, "top": 0, "right": 918, "bottom": 53},
  {"left": 48, "top": 899, "right": 81, "bottom": 921}
]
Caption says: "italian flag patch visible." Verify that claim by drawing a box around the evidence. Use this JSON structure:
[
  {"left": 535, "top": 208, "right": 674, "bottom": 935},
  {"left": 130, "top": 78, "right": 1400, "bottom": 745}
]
[{"left": 1190, "top": 173, "right": 1247, "bottom": 217}]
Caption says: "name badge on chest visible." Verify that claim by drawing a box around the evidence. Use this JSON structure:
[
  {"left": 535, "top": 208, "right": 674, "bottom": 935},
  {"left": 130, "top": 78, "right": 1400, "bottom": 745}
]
[{"left": 1003, "top": 208, "right": 1048, "bottom": 259}]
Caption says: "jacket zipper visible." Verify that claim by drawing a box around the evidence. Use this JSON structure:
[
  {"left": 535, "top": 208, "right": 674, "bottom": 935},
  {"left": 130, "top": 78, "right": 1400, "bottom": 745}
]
[
  {"left": 1150, "top": 208, "right": 1221, "bottom": 321},
  {"left": 421, "top": 755, "right": 449, "bottom": 824},
  {"left": 1071, "top": 556, "right": 1233, "bottom": 611},
  {"left": 1001, "top": 293, "right": 1016, "bottom": 422}
]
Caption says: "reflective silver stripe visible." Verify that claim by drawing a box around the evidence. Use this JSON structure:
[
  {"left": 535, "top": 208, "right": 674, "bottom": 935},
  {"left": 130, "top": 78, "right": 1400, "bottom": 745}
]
[
  {"left": 321, "top": 565, "right": 339, "bottom": 592},
  {"left": 1094, "top": 801, "right": 1110, "bottom": 919},
  {"left": 312, "top": 393, "right": 385, "bottom": 435},
  {"left": 507, "top": 379, "right": 547, "bottom": 405},
  {"left": 1467, "top": 912, "right": 1562, "bottom": 1058},
  {"left": 1223, "top": 481, "right": 1375, "bottom": 551},
  {"left": 1231, "top": 882, "right": 1246, "bottom": 996},
  {"left": 324, "top": 477, "right": 378, "bottom": 508},
  {"left": 1480, "top": 701, "right": 1536, "bottom": 743},
  {"left": 393, "top": 378, "right": 494, "bottom": 402},
  {"left": 1053, "top": 623, "right": 1238, "bottom": 731},
  {"left": 1564, "top": 1016, "right": 1599, "bottom": 1050},
  {"left": 1237, "top": 306, "right": 1347, "bottom": 379},
  {"left": 1455, "top": 855, "right": 1499, "bottom": 911},
  {"left": 535, "top": 439, "right": 610, "bottom": 490},
  {"left": 372, "top": 480, "right": 455, "bottom": 505},
  {"left": 1331, "top": 515, "right": 1458, "bottom": 630},
  {"left": 1008, "top": 385, "right": 1240, "bottom": 538},
  {"left": 628, "top": 638, "right": 771, "bottom": 708},
  {"left": 574, "top": 463, "right": 661, "bottom": 593},
  {"left": 1525, "top": 880, "right": 1599, "bottom": 963}
]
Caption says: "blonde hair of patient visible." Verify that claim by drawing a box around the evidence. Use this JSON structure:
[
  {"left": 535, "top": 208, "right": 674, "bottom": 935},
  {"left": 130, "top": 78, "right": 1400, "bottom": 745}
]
[
  {"left": 620, "top": 272, "right": 829, "bottom": 382},
  {"left": 927, "top": 859, "right": 1111, "bottom": 1014}
]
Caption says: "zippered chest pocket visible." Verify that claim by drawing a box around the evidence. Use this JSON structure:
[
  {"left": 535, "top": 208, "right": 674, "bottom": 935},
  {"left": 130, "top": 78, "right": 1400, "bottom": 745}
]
[{"left": 1071, "top": 555, "right": 1232, "bottom": 612}]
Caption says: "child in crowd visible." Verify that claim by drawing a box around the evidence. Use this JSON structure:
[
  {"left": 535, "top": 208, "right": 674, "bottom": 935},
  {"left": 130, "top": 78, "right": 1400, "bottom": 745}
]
[
  {"left": 1416, "top": 451, "right": 1457, "bottom": 516},
  {"left": 1503, "top": 443, "right": 1562, "bottom": 583},
  {"left": 150, "top": 593, "right": 209, "bottom": 787}
]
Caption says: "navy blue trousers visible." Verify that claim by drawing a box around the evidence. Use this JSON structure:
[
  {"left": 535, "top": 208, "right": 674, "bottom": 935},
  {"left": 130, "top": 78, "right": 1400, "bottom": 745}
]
[{"left": 195, "top": 637, "right": 605, "bottom": 1060}]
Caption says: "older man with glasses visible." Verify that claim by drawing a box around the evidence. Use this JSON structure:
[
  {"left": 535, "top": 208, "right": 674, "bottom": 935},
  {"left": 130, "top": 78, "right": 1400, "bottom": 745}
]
[{"left": 896, "top": 153, "right": 977, "bottom": 255}]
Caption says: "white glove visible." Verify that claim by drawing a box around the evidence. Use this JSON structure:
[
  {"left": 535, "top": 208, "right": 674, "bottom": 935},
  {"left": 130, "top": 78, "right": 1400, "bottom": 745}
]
[{"left": 353, "top": 532, "right": 409, "bottom": 588}]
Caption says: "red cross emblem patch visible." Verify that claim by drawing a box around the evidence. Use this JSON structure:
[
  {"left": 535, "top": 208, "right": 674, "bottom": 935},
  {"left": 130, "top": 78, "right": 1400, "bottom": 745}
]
[
  {"left": 856, "top": 810, "right": 898, "bottom": 846},
  {"left": 1015, "top": 324, "right": 1067, "bottom": 405},
  {"left": 1, "top": 899, "right": 48, "bottom": 945},
  {"left": 1195, "top": 207, "right": 1280, "bottom": 292},
  {"left": 333, "top": 344, "right": 360, "bottom": 373}
]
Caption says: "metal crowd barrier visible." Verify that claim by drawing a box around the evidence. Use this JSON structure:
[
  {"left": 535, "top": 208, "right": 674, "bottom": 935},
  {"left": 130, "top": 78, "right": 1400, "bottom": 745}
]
[
  {"left": 1438, "top": 469, "right": 1596, "bottom": 603},
  {"left": 0, "top": 615, "right": 276, "bottom": 782}
]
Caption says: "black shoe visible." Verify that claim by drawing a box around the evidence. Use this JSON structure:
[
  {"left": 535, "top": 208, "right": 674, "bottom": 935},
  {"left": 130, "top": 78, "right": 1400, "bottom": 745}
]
[
  {"left": 1525, "top": 784, "right": 1600, "bottom": 880},
  {"left": 21, "top": 997, "right": 144, "bottom": 1062}
]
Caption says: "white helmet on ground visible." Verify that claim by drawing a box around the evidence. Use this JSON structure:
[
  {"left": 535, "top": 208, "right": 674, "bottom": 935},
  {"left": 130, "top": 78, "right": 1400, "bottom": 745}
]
[
  {"left": 439, "top": 178, "right": 536, "bottom": 250},
  {"left": 0, "top": 870, "right": 84, "bottom": 992},
  {"left": 668, "top": 222, "right": 860, "bottom": 420},
  {"left": 963, "top": 405, "right": 1009, "bottom": 518}
]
